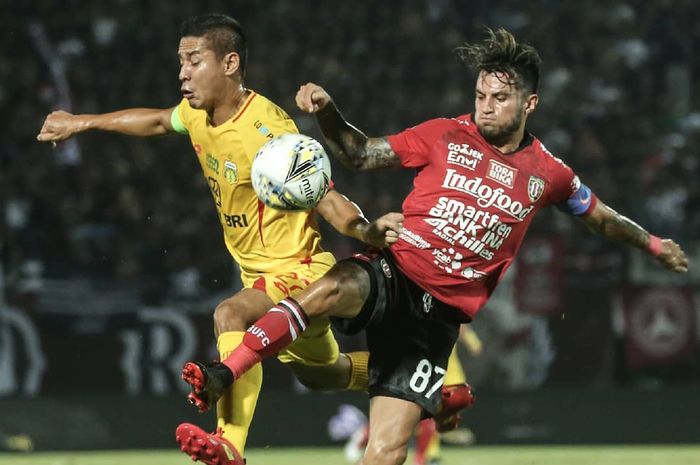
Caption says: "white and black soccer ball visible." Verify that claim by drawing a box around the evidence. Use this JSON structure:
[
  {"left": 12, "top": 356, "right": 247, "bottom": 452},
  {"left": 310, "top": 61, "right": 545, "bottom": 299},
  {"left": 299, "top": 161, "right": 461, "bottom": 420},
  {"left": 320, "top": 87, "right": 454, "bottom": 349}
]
[{"left": 252, "top": 133, "right": 332, "bottom": 210}]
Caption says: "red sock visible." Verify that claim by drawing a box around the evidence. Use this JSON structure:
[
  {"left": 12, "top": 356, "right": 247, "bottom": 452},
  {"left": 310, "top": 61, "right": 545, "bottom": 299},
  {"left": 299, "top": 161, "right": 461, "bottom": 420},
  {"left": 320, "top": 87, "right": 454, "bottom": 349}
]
[
  {"left": 222, "top": 297, "right": 309, "bottom": 378},
  {"left": 414, "top": 419, "right": 437, "bottom": 465}
]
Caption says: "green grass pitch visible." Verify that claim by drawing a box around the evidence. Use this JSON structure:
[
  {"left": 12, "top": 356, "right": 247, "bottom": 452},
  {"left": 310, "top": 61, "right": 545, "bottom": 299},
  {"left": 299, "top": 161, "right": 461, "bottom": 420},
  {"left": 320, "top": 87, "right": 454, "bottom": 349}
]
[{"left": 0, "top": 446, "right": 699, "bottom": 465}]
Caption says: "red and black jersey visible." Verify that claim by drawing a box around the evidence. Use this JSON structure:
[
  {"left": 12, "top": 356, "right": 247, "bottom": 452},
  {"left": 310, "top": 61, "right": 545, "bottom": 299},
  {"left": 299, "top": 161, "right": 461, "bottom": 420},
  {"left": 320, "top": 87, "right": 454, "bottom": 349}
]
[{"left": 387, "top": 114, "right": 595, "bottom": 320}]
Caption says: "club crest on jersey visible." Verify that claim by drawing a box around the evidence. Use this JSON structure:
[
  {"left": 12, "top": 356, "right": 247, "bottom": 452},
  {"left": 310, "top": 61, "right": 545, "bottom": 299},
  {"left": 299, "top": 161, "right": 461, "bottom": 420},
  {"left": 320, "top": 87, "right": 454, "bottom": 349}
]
[
  {"left": 528, "top": 176, "right": 545, "bottom": 202},
  {"left": 224, "top": 160, "right": 239, "bottom": 184},
  {"left": 487, "top": 159, "right": 517, "bottom": 188}
]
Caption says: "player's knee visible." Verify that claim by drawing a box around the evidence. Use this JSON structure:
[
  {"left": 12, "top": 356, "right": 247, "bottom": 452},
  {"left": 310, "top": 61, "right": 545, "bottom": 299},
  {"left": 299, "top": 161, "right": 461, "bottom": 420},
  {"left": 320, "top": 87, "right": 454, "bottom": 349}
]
[
  {"left": 213, "top": 299, "right": 259, "bottom": 333},
  {"left": 363, "top": 441, "right": 408, "bottom": 465}
]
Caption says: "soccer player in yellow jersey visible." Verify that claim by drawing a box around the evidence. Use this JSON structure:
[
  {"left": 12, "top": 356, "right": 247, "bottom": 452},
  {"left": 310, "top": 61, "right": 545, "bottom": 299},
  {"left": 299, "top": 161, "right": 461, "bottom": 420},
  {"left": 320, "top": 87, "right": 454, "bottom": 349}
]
[{"left": 37, "top": 14, "right": 403, "bottom": 465}]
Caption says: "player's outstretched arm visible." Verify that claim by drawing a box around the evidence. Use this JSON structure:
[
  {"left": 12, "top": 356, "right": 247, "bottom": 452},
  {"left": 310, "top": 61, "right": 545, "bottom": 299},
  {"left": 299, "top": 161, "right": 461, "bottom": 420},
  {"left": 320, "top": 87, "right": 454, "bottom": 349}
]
[
  {"left": 296, "top": 82, "right": 401, "bottom": 170},
  {"left": 37, "top": 107, "right": 176, "bottom": 143},
  {"left": 580, "top": 199, "right": 689, "bottom": 273},
  {"left": 316, "top": 190, "right": 404, "bottom": 249}
]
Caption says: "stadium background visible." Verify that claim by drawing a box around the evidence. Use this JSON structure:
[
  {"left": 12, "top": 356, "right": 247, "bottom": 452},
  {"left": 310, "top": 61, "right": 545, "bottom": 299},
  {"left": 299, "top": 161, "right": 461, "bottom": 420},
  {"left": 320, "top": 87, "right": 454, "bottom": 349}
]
[{"left": 2, "top": 0, "right": 700, "bottom": 457}]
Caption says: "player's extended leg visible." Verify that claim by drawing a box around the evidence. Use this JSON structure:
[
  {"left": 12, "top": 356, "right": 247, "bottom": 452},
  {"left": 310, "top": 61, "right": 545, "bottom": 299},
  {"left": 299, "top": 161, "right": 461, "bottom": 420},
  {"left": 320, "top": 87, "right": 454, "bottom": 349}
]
[
  {"left": 179, "top": 262, "right": 372, "bottom": 465},
  {"left": 177, "top": 288, "right": 272, "bottom": 465},
  {"left": 186, "top": 261, "right": 371, "bottom": 398},
  {"left": 361, "top": 396, "right": 423, "bottom": 465}
]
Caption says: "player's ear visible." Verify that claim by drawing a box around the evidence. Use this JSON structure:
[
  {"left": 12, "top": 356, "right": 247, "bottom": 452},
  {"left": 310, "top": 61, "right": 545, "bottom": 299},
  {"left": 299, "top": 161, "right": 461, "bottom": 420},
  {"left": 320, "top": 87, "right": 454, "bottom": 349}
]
[
  {"left": 223, "top": 52, "right": 240, "bottom": 76},
  {"left": 524, "top": 93, "right": 538, "bottom": 115}
]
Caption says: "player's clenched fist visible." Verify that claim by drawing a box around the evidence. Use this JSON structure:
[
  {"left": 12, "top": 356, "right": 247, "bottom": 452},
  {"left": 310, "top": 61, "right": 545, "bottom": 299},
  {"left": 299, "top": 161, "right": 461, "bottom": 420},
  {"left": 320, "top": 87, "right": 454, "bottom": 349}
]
[
  {"left": 296, "top": 82, "right": 332, "bottom": 113},
  {"left": 657, "top": 238, "right": 689, "bottom": 273},
  {"left": 364, "top": 212, "right": 404, "bottom": 249},
  {"left": 37, "top": 110, "right": 82, "bottom": 142}
]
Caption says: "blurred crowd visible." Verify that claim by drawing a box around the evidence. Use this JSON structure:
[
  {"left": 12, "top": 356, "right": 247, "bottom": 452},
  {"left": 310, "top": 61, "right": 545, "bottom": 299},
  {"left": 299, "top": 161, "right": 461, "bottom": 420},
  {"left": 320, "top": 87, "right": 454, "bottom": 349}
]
[{"left": 3, "top": 0, "right": 699, "bottom": 306}]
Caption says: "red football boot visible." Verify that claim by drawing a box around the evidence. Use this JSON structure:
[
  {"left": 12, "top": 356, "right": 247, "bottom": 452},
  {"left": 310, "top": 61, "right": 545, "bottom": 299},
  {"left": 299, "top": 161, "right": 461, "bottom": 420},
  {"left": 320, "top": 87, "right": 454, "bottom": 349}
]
[
  {"left": 175, "top": 423, "right": 244, "bottom": 465},
  {"left": 182, "top": 361, "right": 234, "bottom": 412},
  {"left": 434, "top": 383, "right": 475, "bottom": 432}
]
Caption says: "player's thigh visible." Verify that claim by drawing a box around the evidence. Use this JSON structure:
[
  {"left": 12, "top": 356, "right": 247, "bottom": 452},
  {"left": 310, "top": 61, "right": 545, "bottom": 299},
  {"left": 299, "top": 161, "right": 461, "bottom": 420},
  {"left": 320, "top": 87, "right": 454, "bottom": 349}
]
[
  {"left": 366, "top": 281, "right": 460, "bottom": 415},
  {"left": 362, "top": 396, "right": 422, "bottom": 465},
  {"left": 240, "top": 252, "right": 335, "bottom": 304},
  {"left": 257, "top": 255, "right": 341, "bottom": 367},
  {"left": 294, "top": 259, "right": 373, "bottom": 320}
]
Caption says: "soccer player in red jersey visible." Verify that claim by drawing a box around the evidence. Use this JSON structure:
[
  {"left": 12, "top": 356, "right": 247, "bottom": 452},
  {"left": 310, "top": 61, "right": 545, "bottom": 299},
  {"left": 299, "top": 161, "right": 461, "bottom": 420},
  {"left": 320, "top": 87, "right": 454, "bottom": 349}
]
[{"left": 185, "top": 28, "right": 688, "bottom": 465}]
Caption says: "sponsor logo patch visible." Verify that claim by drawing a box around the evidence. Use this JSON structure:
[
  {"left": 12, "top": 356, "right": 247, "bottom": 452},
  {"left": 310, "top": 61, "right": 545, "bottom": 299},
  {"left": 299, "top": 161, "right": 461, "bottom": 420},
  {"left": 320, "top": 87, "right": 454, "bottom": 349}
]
[
  {"left": 399, "top": 228, "right": 432, "bottom": 249},
  {"left": 206, "top": 153, "right": 219, "bottom": 174},
  {"left": 487, "top": 159, "right": 517, "bottom": 188},
  {"left": 442, "top": 170, "right": 534, "bottom": 221},
  {"left": 461, "top": 267, "right": 487, "bottom": 281},
  {"left": 446, "top": 142, "right": 484, "bottom": 170}
]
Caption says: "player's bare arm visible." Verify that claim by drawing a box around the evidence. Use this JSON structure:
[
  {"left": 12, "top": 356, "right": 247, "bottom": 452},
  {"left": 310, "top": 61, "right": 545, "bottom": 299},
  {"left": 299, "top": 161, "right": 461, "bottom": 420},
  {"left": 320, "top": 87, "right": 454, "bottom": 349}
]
[
  {"left": 296, "top": 82, "right": 401, "bottom": 170},
  {"left": 580, "top": 200, "right": 689, "bottom": 273},
  {"left": 316, "top": 190, "right": 403, "bottom": 248},
  {"left": 37, "top": 107, "right": 175, "bottom": 142}
]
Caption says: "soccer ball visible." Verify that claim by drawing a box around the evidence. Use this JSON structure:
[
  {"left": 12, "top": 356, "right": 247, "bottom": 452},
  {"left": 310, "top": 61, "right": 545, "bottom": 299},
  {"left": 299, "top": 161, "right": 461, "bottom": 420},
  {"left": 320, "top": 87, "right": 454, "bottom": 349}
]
[{"left": 252, "top": 133, "right": 332, "bottom": 210}]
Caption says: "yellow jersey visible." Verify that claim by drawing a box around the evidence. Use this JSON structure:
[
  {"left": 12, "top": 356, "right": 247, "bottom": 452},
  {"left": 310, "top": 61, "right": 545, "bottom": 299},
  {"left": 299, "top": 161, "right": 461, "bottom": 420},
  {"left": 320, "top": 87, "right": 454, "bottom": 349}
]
[{"left": 171, "top": 91, "right": 325, "bottom": 275}]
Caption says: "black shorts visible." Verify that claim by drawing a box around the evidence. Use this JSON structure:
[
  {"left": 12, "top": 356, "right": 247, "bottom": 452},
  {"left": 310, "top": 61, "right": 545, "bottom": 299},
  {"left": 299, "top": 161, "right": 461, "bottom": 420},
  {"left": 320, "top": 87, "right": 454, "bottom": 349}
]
[{"left": 331, "top": 249, "right": 460, "bottom": 415}]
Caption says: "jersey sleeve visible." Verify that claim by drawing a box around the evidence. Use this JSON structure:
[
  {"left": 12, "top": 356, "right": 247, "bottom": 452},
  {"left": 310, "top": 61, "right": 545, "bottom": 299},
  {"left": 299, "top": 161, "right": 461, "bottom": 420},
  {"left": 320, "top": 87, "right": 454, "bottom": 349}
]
[
  {"left": 542, "top": 143, "right": 597, "bottom": 216},
  {"left": 171, "top": 99, "right": 190, "bottom": 135},
  {"left": 386, "top": 118, "right": 448, "bottom": 168}
]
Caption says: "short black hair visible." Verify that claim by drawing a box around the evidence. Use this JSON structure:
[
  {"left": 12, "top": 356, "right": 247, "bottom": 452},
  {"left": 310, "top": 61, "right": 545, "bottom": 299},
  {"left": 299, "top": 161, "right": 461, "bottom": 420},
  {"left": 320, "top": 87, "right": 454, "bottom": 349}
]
[
  {"left": 180, "top": 14, "right": 248, "bottom": 78},
  {"left": 456, "top": 28, "right": 541, "bottom": 94}
]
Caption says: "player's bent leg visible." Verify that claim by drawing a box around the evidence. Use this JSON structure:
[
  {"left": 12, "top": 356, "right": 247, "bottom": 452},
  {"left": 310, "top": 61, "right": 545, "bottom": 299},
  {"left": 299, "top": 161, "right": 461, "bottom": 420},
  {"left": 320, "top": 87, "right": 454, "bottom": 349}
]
[
  {"left": 220, "top": 261, "right": 372, "bottom": 379},
  {"left": 360, "top": 396, "right": 422, "bottom": 465},
  {"left": 281, "top": 316, "right": 369, "bottom": 392},
  {"left": 184, "top": 288, "right": 275, "bottom": 459},
  {"left": 285, "top": 350, "right": 370, "bottom": 392},
  {"left": 183, "top": 289, "right": 273, "bottom": 412},
  {"left": 286, "top": 355, "right": 352, "bottom": 390},
  {"left": 176, "top": 423, "right": 244, "bottom": 465}
]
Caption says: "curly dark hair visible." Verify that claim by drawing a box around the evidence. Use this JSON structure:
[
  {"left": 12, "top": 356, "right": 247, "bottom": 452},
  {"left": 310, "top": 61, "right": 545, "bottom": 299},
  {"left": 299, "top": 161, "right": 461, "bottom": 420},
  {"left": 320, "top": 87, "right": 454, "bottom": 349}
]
[
  {"left": 180, "top": 14, "right": 248, "bottom": 78},
  {"left": 456, "top": 28, "right": 541, "bottom": 94}
]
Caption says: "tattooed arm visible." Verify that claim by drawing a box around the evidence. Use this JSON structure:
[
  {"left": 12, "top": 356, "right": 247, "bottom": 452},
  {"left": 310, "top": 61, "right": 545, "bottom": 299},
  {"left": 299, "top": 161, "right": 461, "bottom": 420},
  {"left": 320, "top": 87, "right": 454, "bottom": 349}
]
[
  {"left": 295, "top": 82, "right": 401, "bottom": 170},
  {"left": 580, "top": 199, "right": 688, "bottom": 272}
]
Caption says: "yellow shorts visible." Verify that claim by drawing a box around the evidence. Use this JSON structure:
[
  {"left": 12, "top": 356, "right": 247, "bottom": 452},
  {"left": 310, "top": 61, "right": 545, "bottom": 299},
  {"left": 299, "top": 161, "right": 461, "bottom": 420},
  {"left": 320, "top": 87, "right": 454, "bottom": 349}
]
[
  {"left": 444, "top": 346, "right": 467, "bottom": 385},
  {"left": 240, "top": 251, "right": 339, "bottom": 366}
]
